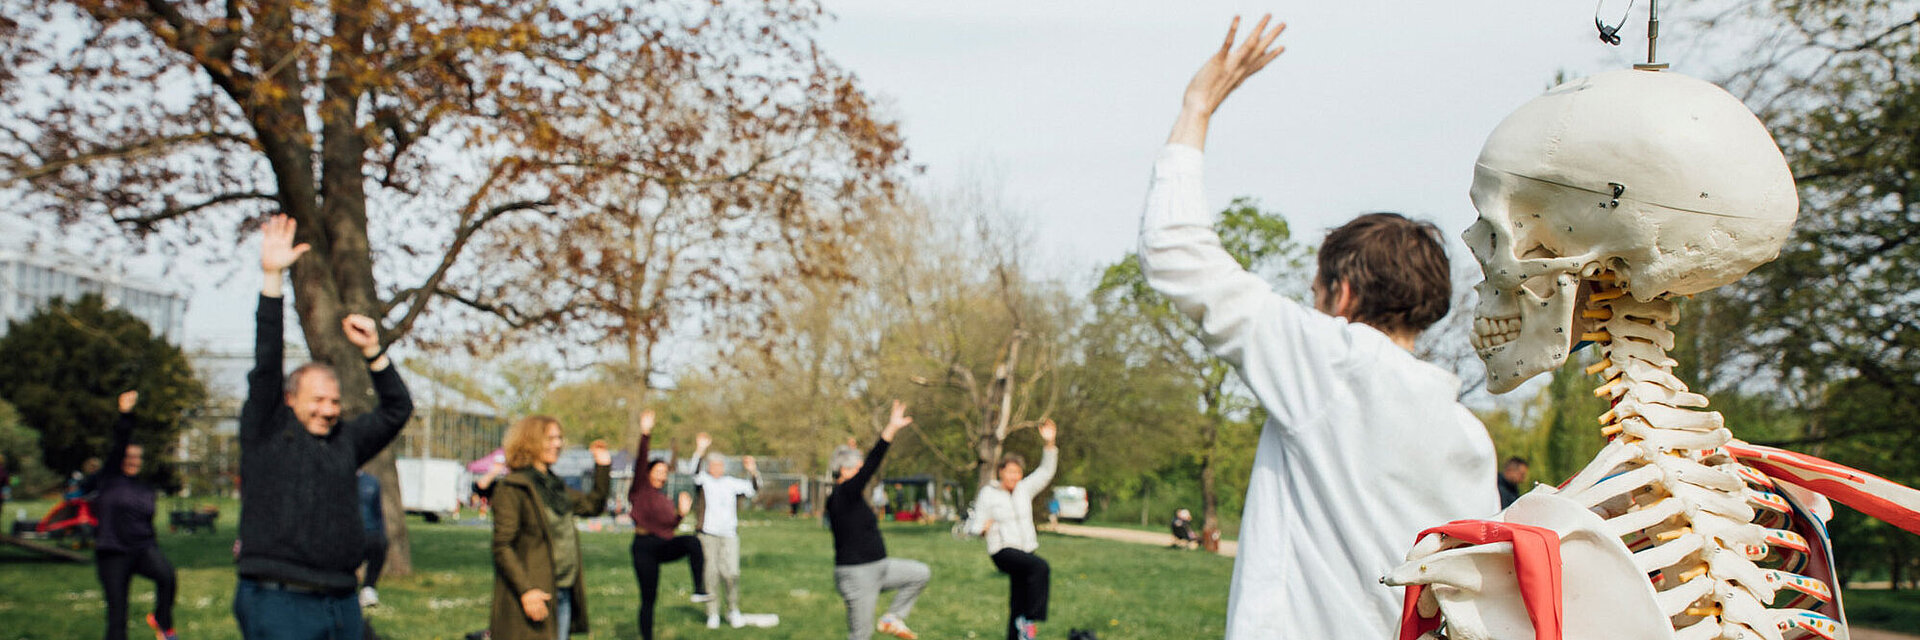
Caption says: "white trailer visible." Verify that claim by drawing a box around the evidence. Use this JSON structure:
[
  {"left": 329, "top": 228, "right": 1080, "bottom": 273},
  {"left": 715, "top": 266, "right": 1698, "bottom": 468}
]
[{"left": 396, "top": 458, "right": 470, "bottom": 522}]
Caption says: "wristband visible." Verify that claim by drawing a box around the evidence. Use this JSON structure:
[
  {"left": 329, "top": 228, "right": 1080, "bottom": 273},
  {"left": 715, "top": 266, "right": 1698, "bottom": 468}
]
[{"left": 364, "top": 344, "right": 389, "bottom": 364}]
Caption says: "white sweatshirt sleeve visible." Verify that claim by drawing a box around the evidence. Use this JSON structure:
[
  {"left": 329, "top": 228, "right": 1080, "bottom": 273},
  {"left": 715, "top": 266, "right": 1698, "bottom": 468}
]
[
  {"left": 1015, "top": 448, "right": 1058, "bottom": 500},
  {"left": 1138, "top": 144, "right": 1354, "bottom": 431}
]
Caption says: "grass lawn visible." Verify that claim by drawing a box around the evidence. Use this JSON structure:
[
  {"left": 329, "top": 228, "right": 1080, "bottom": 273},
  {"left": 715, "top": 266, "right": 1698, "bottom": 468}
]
[
  {"left": 0, "top": 506, "right": 1232, "bottom": 639},
  {"left": 7, "top": 497, "right": 1915, "bottom": 639}
]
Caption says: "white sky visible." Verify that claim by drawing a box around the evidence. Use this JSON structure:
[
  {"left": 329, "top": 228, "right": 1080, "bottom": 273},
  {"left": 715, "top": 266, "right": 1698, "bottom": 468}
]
[{"left": 145, "top": 0, "right": 1745, "bottom": 383}]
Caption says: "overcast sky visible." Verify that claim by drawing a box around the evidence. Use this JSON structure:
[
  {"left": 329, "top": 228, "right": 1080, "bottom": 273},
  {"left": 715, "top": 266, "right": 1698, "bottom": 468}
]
[{"left": 135, "top": 0, "right": 1747, "bottom": 379}]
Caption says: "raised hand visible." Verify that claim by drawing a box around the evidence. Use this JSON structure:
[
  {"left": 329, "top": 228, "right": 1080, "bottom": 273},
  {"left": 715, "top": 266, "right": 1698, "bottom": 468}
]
[
  {"left": 639, "top": 409, "right": 656, "bottom": 436},
  {"left": 881, "top": 400, "right": 913, "bottom": 442},
  {"left": 589, "top": 439, "right": 611, "bottom": 466},
  {"left": 341, "top": 314, "right": 382, "bottom": 358},
  {"left": 260, "top": 214, "right": 311, "bottom": 274},
  {"left": 1169, "top": 15, "right": 1288, "bottom": 149},
  {"left": 117, "top": 390, "right": 139, "bottom": 414},
  {"left": 677, "top": 491, "right": 693, "bottom": 515},
  {"left": 521, "top": 589, "right": 551, "bottom": 622},
  {"left": 743, "top": 455, "right": 758, "bottom": 476},
  {"left": 1038, "top": 419, "right": 1058, "bottom": 447},
  {"left": 695, "top": 432, "right": 713, "bottom": 452}
]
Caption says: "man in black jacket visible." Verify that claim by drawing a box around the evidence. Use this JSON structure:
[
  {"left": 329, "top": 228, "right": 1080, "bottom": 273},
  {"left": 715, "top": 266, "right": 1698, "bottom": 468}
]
[{"left": 231, "top": 215, "right": 414, "bottom": 640}]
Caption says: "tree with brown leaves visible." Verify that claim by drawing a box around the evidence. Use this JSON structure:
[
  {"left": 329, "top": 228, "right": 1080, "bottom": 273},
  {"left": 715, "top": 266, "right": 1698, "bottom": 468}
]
[{"left": 2, "top": 0, "right": 903, "bottom": 574}]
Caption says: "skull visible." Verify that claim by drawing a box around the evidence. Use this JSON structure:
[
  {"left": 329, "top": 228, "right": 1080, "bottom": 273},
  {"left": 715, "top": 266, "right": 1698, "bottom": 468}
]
[{"left": 1466, "top": 70, "right": 1799, "bottom": 393}]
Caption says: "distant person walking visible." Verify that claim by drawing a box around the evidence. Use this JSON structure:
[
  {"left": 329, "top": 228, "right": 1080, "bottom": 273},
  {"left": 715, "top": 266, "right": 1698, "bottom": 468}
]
[
  {"left": 1497, "top": 457, "right": 1529, "bottom": 508},
  {"left": 789, "top": 483, "right": 803, "bottom": 518},
  {"left": 966, "top": 420, "right": 1061, "bottom": 640},
  {"left": 88, "top": 390, "right": 179, "bottom": 640},
  {"left": 357, "top": 470, "right": 388, "bottom": 608},
  {"left": 487, "top": 416, "right": 612, "bottom": 640},
  {"left": 829, "top": 401, "right": 930, "bottom": 640}
]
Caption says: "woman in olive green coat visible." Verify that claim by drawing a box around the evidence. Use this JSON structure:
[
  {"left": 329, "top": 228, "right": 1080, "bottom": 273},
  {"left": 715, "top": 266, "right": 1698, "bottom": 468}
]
[{"left": 491, "top": 415, "right": 612, "bottom": 640}]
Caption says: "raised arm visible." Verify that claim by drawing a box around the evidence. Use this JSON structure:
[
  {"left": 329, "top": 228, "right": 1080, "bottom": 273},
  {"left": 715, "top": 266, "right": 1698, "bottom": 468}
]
[
  {"left": 628, "top": 410, "right": 657, "bottom": 510},
  {"left": 572, "top": 440, "right": 613, "bottom": 517},
  {"left": 1017, "top": 420, "right": 1060, "bottom": 498},
  {"left": 743, "top": 455, "right": 760, "bottom": 492},
  {"left": 851, "top": 400, "right": 913, "bottom": 490},
  {"left": 242, "top": 215, "right": 306, "bottom": 442},
  {"left": 104, "top": 391, "right": 138, "bottom": 473},
  {"left": 344, "top": 314, "right": 414, "bottom": 465},
  {"left": 1141, "top": 17, "right": 1345, "bottom": 428}
]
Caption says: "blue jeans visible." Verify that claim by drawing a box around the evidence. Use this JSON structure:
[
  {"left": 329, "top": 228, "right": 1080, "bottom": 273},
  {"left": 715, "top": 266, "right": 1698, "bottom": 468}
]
[
  {"left": 233, "top": 578, "right": 362, "bottom": 640},
  {"left": 553, "top": 588, "right": 574, "bottom": 639}
]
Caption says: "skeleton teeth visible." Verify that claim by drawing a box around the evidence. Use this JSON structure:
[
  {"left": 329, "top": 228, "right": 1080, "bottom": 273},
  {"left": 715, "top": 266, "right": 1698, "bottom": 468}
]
[{"left": 1474, "top": 316, "right": 1523, "bottom": 351}]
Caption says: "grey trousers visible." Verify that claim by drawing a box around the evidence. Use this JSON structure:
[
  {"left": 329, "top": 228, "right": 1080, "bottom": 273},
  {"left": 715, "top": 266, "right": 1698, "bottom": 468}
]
[
  {"left": 833, "top": 558, "right": 931, "bottom": 640},
  {"left": 698, "top": 532, "right": 742, "bottom": 617}
]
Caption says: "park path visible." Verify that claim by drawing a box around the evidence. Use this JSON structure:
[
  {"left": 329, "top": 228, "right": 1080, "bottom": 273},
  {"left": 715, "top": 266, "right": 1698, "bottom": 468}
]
[
  {"left": 1048, "top": 522, "right": 1238, "bottom": 557},
  {"left": 1047, "top": 524, "right": 1920, "bottom": 640}
]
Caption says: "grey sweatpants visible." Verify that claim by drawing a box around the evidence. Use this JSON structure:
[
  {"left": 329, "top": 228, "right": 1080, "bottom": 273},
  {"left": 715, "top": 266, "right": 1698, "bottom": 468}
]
[
  {"left": 698, "top": 532, "right": 742, "bottom": 617},
  {"left": 832, "top": 558, "right": 931, "bottom": 640}
]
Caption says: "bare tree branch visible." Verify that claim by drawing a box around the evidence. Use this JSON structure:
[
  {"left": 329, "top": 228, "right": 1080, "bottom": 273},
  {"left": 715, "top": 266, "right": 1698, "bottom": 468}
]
[
  {"left": 111, "top": 191, "right": 277, "bottom": 230},
  {"left": 384, "top": 199, "right": 555, "bottom": 340}
]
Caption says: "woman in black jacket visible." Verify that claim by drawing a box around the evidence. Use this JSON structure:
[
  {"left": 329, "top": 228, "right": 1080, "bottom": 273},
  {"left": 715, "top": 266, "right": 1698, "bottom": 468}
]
[{"left": 87, "top": 390, "right": 177, "bottom": 640}]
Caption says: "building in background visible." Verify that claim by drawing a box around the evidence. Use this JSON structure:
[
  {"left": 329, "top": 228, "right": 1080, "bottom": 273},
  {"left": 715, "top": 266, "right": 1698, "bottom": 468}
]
[{"left": 0, "top": 234, "right": 187, "bottom": 341}]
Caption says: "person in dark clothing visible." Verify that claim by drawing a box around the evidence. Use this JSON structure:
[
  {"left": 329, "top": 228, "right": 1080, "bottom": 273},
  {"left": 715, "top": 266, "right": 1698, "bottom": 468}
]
[
  {"left": 1170, "top": 508, "right": 1200, "bottom": 550},
  {"left": 626, "top": 409, "right": 708, "bottom": 640},
  {"left": 1497, "top": 457, "right": 1529, "bottom": 509},
  {"left": 231, "top": 214, "right": 414, "bottom": 640},
  {"left": 88, "top": 390, "right": 178, "bottom": 640},
  {"left": 357, "top": 471, "right": 388, "bottom": 608},
  {"left": 829, "top": 400, "right": 930, "bottom": 640}
]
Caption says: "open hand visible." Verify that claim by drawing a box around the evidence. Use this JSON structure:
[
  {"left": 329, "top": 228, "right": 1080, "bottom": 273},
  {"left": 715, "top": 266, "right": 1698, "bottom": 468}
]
[
  {"left": 521, "top": 589, "right": 551, "bottom": 622},
  {"left": 695, "top": 432, "right": 713, "bottom": 451},
  {"left": 260, "top": 215, "right": 311, "bottom": 274},
  {"left": 1038, "top": 419, "right": 1058, "bottom": 447},
  {"left": 117, "top": 390, "right": 139, "bottom": 414},
  {"left": 881, "top": 400, "right": 913, "bottom": 442},
  {"left": 677, "top": 491, "right": 693, "bottom": 515},
  {"left": 743, "top": 455, "right": 758, "bottom": 475},
  {"left": 638, "top": 409, "right": 655, "bottom": 436},
  {"left": 1169, "top": 15, "right": 1288, "bottom": 149},
  {"left": 589, "top": 440, "right": 611, "bottom": 466},
  {"left": 341, "top": 315, "right": 381, "bottom": 357}
]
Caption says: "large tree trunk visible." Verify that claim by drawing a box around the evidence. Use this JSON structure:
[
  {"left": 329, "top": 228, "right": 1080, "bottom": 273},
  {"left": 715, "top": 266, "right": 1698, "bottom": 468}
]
[{"left": 1199, "top": 385, "right": 1223, "bottom": 554}]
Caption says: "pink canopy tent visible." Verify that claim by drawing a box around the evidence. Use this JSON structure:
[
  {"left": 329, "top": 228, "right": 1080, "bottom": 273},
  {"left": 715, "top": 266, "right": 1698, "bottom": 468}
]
[{"left": 468, "top": 449, "right": 506, "bottom": 475}]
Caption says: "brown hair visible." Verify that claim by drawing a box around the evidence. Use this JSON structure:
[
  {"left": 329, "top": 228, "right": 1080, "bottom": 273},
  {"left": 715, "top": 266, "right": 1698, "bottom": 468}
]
[
  {"left": 502, "top": 415, "right": 562, "bottom": 470},
  {"left": 998, "top": 453, "right": 1027, "bottom": 472},
  {"left": 1314, "top": 212, "right": 1452, "bottom": 335}
]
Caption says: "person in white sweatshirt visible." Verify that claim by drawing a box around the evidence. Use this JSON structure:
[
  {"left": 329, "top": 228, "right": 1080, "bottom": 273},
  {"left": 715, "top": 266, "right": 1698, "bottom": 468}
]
[
  {"left": 966, "top": 420, "right": 1059, "bottom": 640},
  {"left": 1139, "top": 15, "right": 1498, "bottom": 640}
]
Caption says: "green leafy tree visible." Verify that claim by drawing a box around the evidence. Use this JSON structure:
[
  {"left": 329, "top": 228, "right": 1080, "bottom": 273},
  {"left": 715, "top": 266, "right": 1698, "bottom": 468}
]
[
  {"left": 0, "top": 295, "right": 206, "bottom": 484},
  {"left": 1092, "top": 196, "right": 1310, "bottom": 546}
]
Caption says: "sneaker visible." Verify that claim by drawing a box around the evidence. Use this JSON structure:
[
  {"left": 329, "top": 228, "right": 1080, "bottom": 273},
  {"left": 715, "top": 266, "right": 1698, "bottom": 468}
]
[
  {"left": 145, "top": 613, "right": 177, "bottom": 640},
  {"left": 728, "top": 611, "right": 744, "bottom": 629},
  {"left": 359, "top": 586, "right": 380, "bottom": 608},
  {"left": 707, "top": 614, "right": 721, "bottom": 630},
  {"left": 876, "top": 616, "right": 918, "bottom": 640},
  {"left": 1015, "top": 616, "right": 1038, "bottom": 640},
  {"left": 690, "top": 592, "right": 715, "bottom": 604}
]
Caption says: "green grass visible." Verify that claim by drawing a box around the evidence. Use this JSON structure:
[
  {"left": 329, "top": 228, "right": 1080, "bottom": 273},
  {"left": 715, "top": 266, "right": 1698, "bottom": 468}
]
[
  {"left": 0, "top": 509, "right": 1232, "bottom": 639},
  {"left": 8, "top": 498, "right": 1915, "bottom": 639}
]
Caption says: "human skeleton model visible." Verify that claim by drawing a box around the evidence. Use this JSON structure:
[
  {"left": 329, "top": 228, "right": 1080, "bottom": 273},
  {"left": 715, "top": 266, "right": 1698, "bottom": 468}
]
[{"left": 1386, "top": 69, "right": 1920, "bottom": 640}]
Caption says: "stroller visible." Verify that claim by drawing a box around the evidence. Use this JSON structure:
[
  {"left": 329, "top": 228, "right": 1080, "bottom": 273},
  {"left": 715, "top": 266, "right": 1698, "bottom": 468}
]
[{"left": 34, "top": 495, "right": 98, "bottom": 549}]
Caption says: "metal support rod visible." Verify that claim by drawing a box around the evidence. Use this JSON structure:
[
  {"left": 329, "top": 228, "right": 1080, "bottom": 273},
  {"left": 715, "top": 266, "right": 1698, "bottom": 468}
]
[{"left": 1647, "top": 0, "right": 1660, "bottom": 65}]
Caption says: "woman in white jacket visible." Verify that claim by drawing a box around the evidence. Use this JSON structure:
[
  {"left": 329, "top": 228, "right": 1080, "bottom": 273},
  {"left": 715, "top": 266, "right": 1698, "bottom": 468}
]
[{"left": 966, "top": 420, "right": 1059, "bottom": 640}]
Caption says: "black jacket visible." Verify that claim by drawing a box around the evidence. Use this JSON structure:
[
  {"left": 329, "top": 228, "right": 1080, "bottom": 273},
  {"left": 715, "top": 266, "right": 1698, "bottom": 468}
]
[{"left": 236, "top": 295, "right": 413, "bottom": 591}]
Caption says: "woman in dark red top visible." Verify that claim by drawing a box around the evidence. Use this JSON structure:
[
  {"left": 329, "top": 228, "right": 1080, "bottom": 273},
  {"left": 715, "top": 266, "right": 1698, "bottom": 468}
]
[
  {"left": 626, "top": 409, "right": 708, "bottom": 640},
  {"left": 87, "top": 390, "right": 178, "bottom": 640}
]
